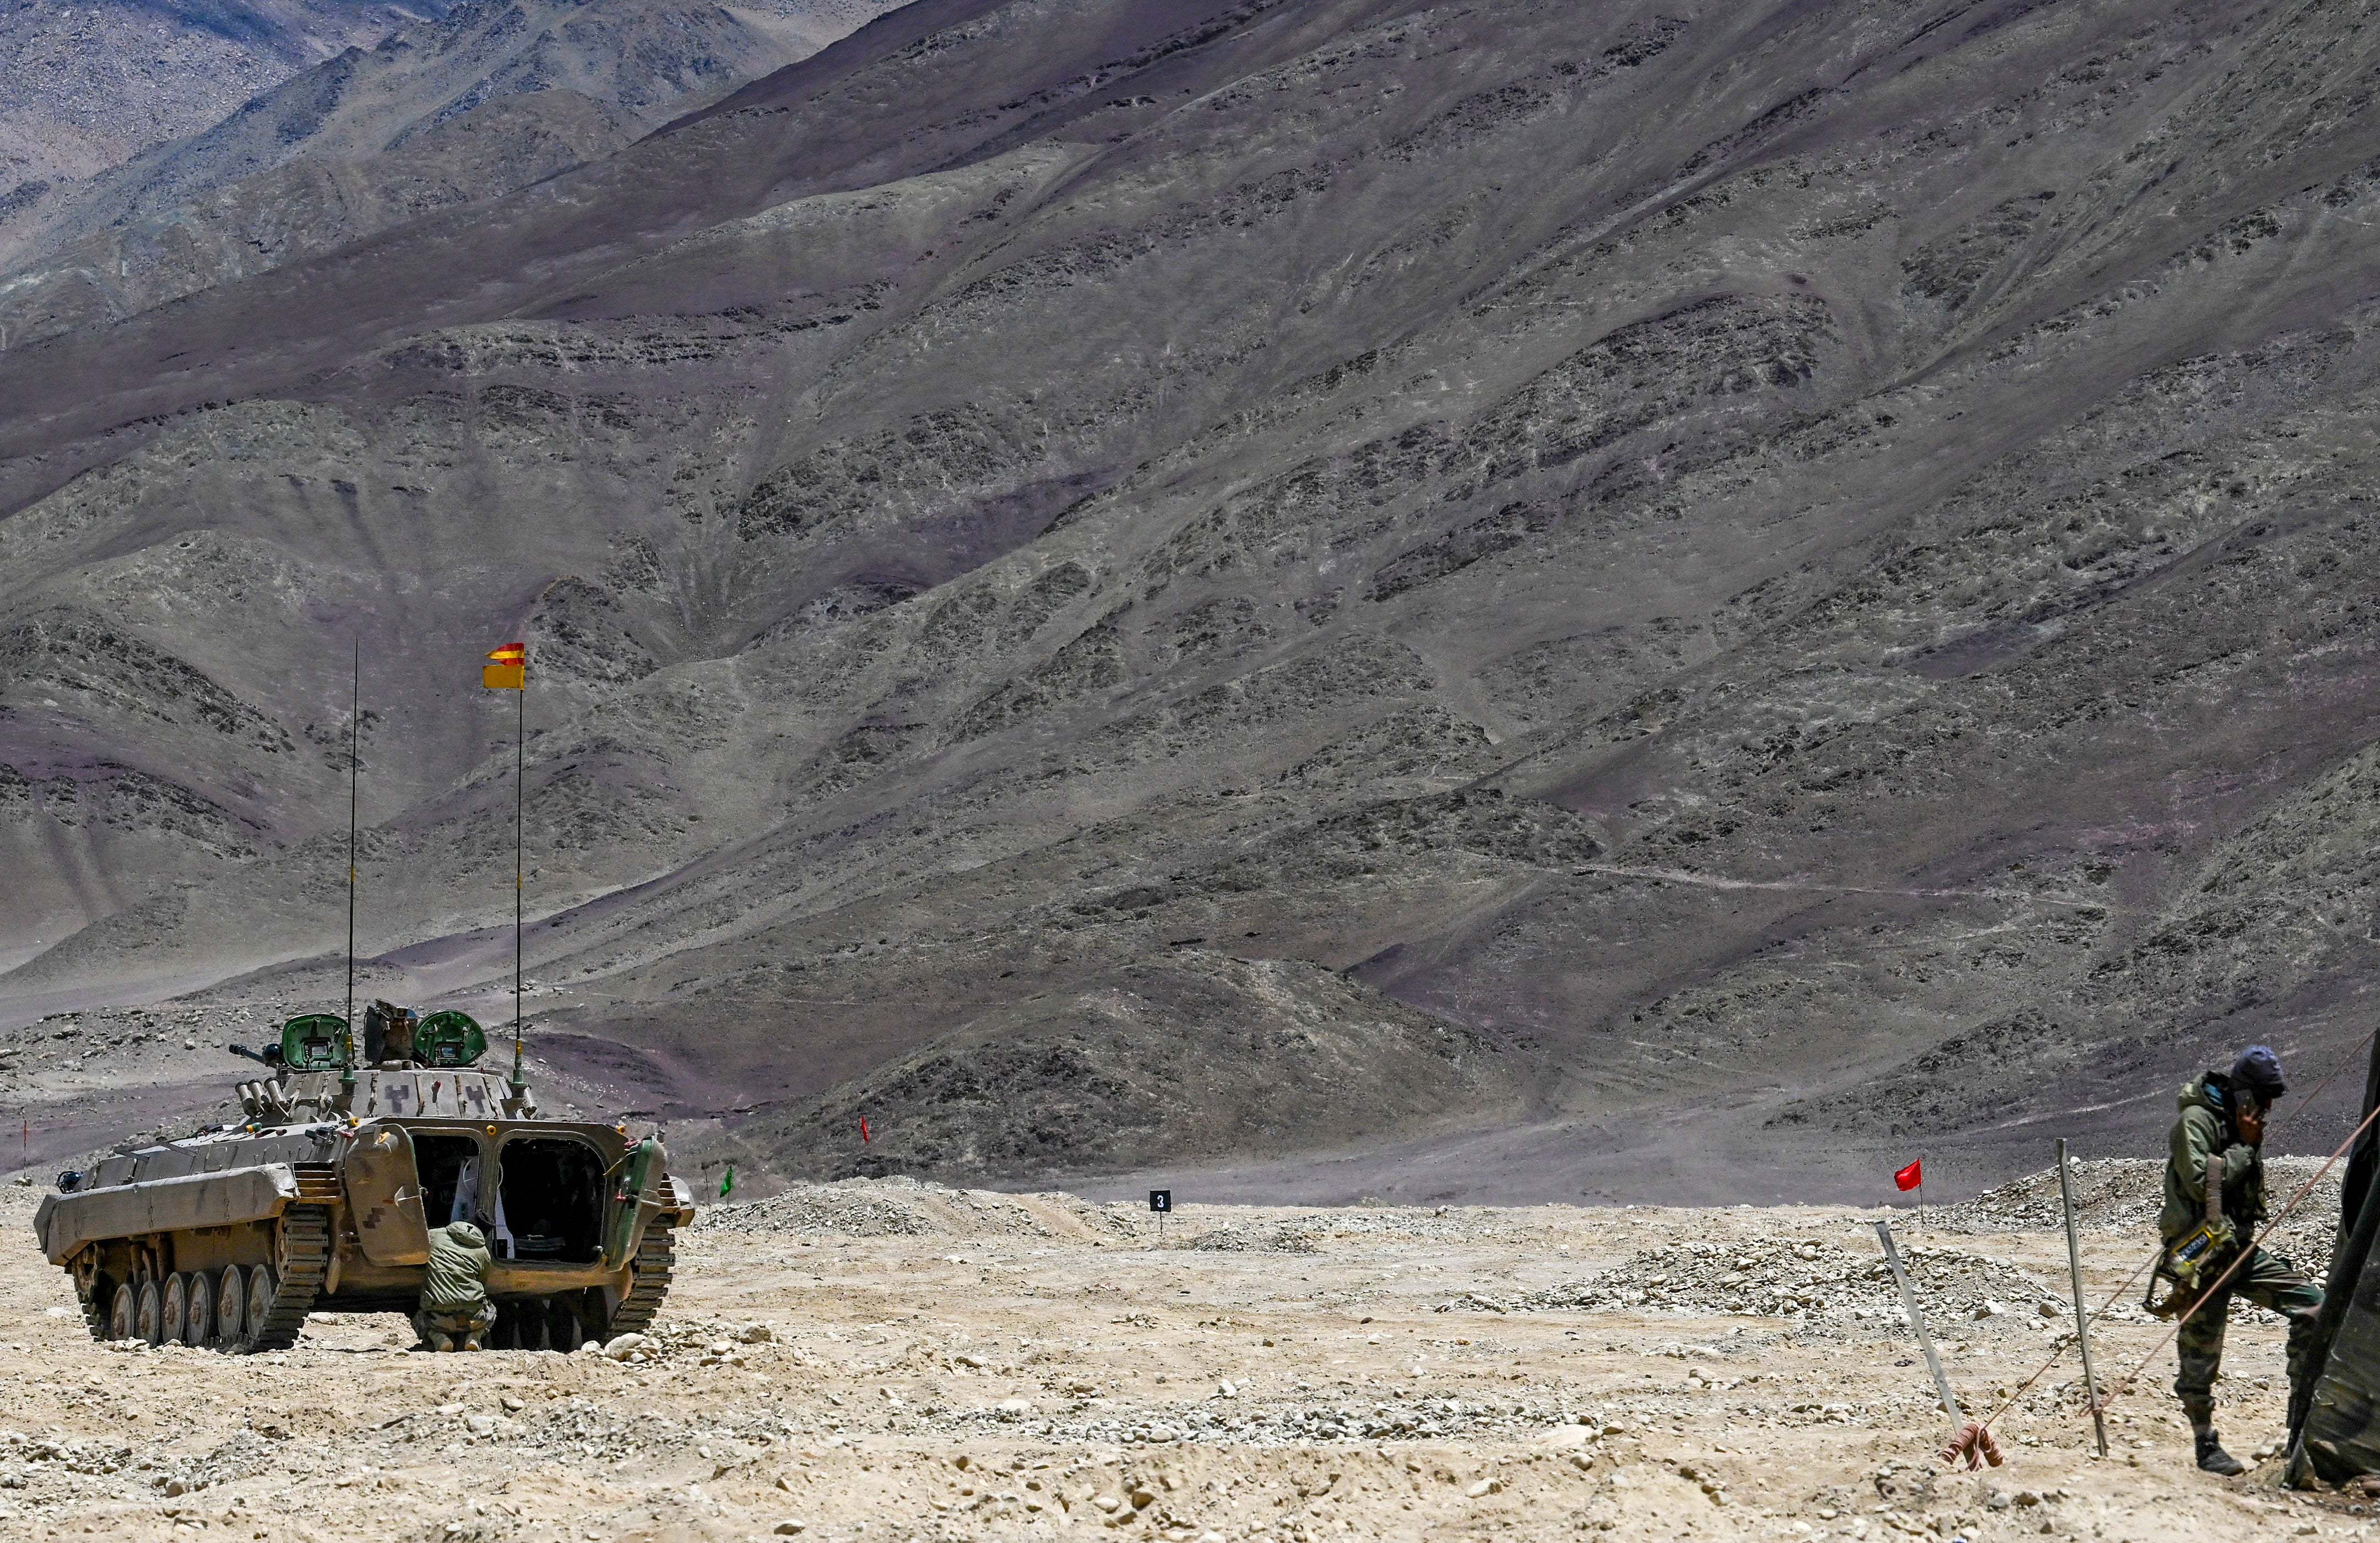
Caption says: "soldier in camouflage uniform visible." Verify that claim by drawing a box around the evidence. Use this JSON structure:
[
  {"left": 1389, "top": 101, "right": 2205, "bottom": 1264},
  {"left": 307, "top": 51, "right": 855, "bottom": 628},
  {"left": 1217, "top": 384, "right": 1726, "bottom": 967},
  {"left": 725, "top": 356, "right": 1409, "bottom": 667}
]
[
  {"left": 2162, "top": 1046, "right": 2322, "bottom": 1475},
  {"left": 414, "top": 1220, "right": 497, "bottom": 1352}
]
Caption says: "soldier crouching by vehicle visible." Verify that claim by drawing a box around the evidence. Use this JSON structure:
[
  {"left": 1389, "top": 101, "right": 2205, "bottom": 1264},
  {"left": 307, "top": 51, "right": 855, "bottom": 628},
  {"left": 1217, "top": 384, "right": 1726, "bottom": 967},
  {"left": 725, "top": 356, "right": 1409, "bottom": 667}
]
[
  {"left": 414, "top": 1220, "right": 497, "bottom": 1352},
  {"left": 2159, "top": 1046, "right": 2322, "bottom": 1475}
]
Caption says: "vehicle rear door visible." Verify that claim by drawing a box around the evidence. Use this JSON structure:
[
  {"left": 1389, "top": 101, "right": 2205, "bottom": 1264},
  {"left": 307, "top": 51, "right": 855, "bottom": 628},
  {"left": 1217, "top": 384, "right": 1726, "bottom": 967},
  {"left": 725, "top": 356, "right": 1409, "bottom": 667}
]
[{"left": 344, "top": 1122, "right": 433, "bottom": 1265}]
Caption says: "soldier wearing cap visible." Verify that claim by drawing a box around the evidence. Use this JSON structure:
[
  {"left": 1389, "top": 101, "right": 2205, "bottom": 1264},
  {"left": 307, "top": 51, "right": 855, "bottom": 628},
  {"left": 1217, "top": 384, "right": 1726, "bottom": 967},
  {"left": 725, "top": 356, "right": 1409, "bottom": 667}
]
[{"left": 2162, "top": 1045, "right": 2322, "bottom": 1474}]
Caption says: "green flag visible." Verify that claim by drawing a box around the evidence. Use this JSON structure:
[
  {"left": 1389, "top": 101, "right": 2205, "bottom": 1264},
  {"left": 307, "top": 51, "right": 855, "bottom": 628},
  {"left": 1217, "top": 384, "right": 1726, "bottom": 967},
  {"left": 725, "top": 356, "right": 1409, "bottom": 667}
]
[{"left": 719, "top": 1164, "right": 734, "bottom": 1198}]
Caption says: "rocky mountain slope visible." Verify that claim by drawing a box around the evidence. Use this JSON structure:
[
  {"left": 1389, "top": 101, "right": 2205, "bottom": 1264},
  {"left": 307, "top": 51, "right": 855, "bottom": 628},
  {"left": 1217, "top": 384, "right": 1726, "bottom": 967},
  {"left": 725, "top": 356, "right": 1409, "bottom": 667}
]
[
  {"left": 0, "top": 0, "right": 898, "bottom": 339},
  {"left": 0, "top": 0, "right": 451, "bottom": 248},
  {"left": 4, "top": 0, "right": 2380, "bottom": 1201}
]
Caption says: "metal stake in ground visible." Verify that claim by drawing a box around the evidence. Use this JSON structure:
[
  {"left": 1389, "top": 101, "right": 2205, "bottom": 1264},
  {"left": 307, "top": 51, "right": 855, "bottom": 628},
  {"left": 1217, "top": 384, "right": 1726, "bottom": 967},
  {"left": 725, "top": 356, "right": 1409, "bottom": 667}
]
[
  {"left": 1875, "top": 1218, "right": 2000, "bottom": 1468},
  {"left": 2057, "top": 1138, "right": 2110, "bottom": 1457},
  {"left": 1876, "top": 1218, "right": 1961, "bottom": 1427}
]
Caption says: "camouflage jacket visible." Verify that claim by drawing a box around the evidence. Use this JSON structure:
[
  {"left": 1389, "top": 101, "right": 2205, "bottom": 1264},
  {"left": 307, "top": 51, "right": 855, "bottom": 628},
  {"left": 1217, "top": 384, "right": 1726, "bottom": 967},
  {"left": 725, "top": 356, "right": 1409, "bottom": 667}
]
[
  {"left": 2160, "top": 1073, "right": 2265, "bottom": 1242},
  {"left": 421, "top": 1221, "right": 492, "bottom": 1311}
]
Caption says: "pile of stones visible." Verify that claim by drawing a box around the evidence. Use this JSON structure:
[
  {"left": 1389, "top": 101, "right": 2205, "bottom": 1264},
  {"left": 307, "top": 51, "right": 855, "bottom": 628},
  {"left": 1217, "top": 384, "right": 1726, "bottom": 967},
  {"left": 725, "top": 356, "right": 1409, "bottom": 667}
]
[
  {"left": 698, "top": 1175, "right": 1136, "bottom": 1241},
  {"left": 1439, "top": 1235, "right": 2058, "bottom": 1328},
  {"left": 965, "top": 1393, "right": 1597, "bottom": 1449},
  {"left": 1185, "top": 1221, "right": 1324, "bottom": 1253},
  {"left": 1938, "top": 1156, "right": 2339, "bottom": 1242},
  {"left": 1934, "top": 1158, "right": 2169, "bottom": 1232},
  {"left": 1186, "top": 1208, "right": 1502, "bottom": 1253},
  {"left": 1934, "top": 1156, "right": 2341, "bottom": 1288},
  {"left": 590, "top": 1317, "right": 777, "bottom": 1365},
  {"left": 702, "top": 1180, "right": 944, "bottom": 1237},
  {"left": 0, "top": 1429, "right": 132, "bottom": 1490}
]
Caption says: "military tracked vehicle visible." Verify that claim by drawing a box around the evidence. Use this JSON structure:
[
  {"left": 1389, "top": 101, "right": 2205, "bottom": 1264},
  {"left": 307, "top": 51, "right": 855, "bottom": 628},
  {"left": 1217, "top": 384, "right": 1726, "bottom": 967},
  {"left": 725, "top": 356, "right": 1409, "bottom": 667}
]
[{"left": 32, "top": 1003, "right": 695, "bottom": 1352}]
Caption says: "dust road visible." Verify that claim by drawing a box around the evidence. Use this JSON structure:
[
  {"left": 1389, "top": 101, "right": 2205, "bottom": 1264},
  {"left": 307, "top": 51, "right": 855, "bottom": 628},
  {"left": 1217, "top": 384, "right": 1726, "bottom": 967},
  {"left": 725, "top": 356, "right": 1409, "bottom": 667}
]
[{"left": 0, "top": 1170, "right": 2361, "bottom": 1542}]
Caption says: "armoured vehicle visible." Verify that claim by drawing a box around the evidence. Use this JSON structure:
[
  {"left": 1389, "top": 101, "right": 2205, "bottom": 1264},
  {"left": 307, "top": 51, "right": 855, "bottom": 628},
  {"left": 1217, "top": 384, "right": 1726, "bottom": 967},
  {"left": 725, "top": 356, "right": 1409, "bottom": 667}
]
[
  {"left": 2292, "top": 1038, "right": 2380, "bottom": 1483},
  {"left": 32, "top": 1003, "right": 695, "bottom": 1352}
]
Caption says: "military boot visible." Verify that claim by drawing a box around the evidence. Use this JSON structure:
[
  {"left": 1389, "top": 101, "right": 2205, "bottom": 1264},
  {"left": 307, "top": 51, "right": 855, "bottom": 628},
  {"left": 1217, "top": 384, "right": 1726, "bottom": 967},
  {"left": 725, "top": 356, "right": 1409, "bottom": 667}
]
[
  {"left": 423, "top": 1328, "right": 452, "bottom": 1353},
  {"left": 2194, "top": 1427, "right": 2247, "bottom": 1476},
  {"left": 460, "top": 1331, "right": 485, "bottom": 1351}
]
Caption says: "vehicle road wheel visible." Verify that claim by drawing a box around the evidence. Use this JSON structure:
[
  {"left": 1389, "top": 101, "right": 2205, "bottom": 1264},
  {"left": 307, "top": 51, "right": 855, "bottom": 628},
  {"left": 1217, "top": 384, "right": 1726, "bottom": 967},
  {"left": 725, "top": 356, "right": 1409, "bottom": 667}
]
[
  {"left": 185, "top": 1270, "right": 215, "bottom": 1347},
  {"left": 215, "top": 1266, "right": 246, "bottom": 1347},
  {"left": 109, "top": 1282, "right": 137, "bottom": 1341},
  {"left": 241, "top": 1265, "right": 276, "bottom": 1350},
  {"left": 161, "top": 1274, "right": 188, "bottom": 1346},
  {"left": 136, "top": 1280, "right": 164, "bottom": 1346}
]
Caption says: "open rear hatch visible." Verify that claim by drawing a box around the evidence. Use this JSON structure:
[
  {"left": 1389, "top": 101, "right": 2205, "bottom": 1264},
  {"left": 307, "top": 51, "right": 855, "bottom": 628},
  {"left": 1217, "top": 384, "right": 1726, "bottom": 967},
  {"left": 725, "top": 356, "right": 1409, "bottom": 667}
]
[{"left": 496, "top": 1135, "right": 606, "bottom": 1263}]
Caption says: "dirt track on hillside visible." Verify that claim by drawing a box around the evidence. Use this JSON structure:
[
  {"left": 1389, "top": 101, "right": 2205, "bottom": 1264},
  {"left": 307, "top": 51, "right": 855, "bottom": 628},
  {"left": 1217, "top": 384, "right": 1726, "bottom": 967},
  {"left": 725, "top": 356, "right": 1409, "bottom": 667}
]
[{"left": 0, "top": 1175, "right": 2360, "bottom": 1542}]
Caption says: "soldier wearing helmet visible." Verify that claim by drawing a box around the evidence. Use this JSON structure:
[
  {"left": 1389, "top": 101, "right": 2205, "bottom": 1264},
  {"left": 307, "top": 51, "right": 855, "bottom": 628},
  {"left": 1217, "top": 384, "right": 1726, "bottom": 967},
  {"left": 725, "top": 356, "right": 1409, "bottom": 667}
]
[{"left": 2161, "top": 1046, "right": 2322, "bottom": 1474}]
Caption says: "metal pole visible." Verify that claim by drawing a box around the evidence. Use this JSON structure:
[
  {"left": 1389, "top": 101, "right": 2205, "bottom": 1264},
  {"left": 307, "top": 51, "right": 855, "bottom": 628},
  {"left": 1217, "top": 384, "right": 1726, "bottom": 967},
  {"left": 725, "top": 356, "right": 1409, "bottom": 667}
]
[
  {"left": 1874, "top": 1217, "right": 1962, "bottom": 1431},
  {"left": 2057, "top": 1139, "right": 2110, "bottom": 1457},
  {"left": 513, "top": 665, "right": 524, "bottom": 1090},
  {"left": 341, "top": 640, "right": 359, "bottom": 1101}
]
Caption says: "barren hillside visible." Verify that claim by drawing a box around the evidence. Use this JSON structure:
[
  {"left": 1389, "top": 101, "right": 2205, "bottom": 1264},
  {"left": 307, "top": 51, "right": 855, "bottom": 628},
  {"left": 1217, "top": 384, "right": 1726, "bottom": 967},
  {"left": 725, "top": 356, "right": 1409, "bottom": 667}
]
[
  {"left": 0, "top": 0, "right": 453, "bottom": 243},
  {"left": 3, "top": 0, "right": 2378, "bottom": 1200}
]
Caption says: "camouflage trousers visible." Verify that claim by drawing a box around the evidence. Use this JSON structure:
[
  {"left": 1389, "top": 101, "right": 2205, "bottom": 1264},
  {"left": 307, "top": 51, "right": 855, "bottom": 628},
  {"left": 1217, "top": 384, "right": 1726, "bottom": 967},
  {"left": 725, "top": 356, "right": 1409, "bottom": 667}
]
[
  {"left": 414, "top": 1301, "right": 497, "bottom": 1347},
  {"left": 2172, "top": 1246, "right": 2323, "bottom": 1420}
]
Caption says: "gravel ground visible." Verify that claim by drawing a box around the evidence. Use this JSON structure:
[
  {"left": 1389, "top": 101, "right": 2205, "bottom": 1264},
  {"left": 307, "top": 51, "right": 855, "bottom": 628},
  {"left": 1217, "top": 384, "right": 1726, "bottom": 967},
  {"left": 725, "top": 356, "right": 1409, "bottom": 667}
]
[
  {"left": 699, "top": 1178, "right": 1138, "bottom": 1244},
  {"left": 0, "top": 1174, "right": 2366, "bottom": 1542}
]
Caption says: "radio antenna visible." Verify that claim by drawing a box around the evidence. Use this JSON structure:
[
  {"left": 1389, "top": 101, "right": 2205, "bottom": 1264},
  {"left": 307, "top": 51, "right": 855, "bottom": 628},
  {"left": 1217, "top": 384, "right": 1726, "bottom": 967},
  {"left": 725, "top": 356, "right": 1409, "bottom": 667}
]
[{"left": 340, "top": 638, "right": 360, "bottom": 1105}]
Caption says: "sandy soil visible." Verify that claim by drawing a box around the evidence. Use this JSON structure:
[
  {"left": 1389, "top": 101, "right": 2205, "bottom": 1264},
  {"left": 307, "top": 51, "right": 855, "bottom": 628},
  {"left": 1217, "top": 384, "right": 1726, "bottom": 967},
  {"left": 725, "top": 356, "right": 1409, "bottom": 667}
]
[{"left": 0, "top": 1174, "right": 2364, "bottom": 1543}]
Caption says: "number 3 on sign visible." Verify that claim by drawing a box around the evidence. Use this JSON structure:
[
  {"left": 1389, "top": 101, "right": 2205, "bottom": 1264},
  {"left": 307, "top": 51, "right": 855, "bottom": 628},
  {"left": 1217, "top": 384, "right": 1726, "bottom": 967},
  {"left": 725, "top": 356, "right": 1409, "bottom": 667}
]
[{"left": 1148, "top": 1190, "right": 1172, "bottom": 1214}]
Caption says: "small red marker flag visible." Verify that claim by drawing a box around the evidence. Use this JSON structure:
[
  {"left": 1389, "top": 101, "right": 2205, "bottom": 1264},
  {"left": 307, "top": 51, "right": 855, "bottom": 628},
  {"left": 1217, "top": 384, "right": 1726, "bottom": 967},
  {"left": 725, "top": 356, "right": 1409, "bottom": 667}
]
[
  {"left": 860, "top": 1116, "right": 870, "bottom": 1144},
  {"left": 1894, "top": 1157, "right": 1923, "bottom": 1192}
]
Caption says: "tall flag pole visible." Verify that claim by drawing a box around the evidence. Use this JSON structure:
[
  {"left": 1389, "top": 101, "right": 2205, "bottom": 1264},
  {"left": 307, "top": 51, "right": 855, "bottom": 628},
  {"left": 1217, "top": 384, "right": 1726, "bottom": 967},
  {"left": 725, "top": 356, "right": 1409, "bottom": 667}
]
[
  {"left": 341, "top": 639, "right": 360, "bottom": 1106},
  {"left": 516, "top": 656, "right": 523, "bottom": 1084},
  {"left": 484, "top": 641, "right": 528, "bottom": 1100}
]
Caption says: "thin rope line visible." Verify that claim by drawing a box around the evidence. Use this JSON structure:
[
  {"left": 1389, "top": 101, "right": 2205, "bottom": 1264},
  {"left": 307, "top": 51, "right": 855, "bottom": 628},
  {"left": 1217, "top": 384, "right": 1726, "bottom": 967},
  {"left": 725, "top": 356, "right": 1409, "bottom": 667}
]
[
  {"left": 1966, "top": 1246, "right": 2161, "bottom": 1434},
  {"left": 1954, "top": 1026, "right": 2379, "bottom": 1439}
]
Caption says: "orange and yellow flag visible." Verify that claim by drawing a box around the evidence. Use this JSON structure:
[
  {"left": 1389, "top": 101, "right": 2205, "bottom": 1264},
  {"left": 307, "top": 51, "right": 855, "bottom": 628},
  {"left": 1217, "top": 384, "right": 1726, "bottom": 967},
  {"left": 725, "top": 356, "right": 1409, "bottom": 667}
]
[{"left": 482, "top": 642, "right": 525, "bottom": 690}]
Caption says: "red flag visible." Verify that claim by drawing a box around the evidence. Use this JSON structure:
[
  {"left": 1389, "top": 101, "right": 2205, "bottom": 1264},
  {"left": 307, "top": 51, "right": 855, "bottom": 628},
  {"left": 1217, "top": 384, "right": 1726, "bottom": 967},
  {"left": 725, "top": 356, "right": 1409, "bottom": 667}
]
[
  {"left": 860, "top": 1116, "right": 870, "bottom": 1144},
  {"left": 1894, "top": 1157, "right": 1923, "bottom": 1192}
]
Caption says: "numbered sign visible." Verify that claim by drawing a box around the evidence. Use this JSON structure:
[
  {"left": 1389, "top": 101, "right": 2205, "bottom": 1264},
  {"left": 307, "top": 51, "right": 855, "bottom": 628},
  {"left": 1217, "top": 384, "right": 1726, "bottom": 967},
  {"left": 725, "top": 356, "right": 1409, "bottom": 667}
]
[{"left": 1149, "top": 1189, "right": 1172, "bottom": 1214}]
